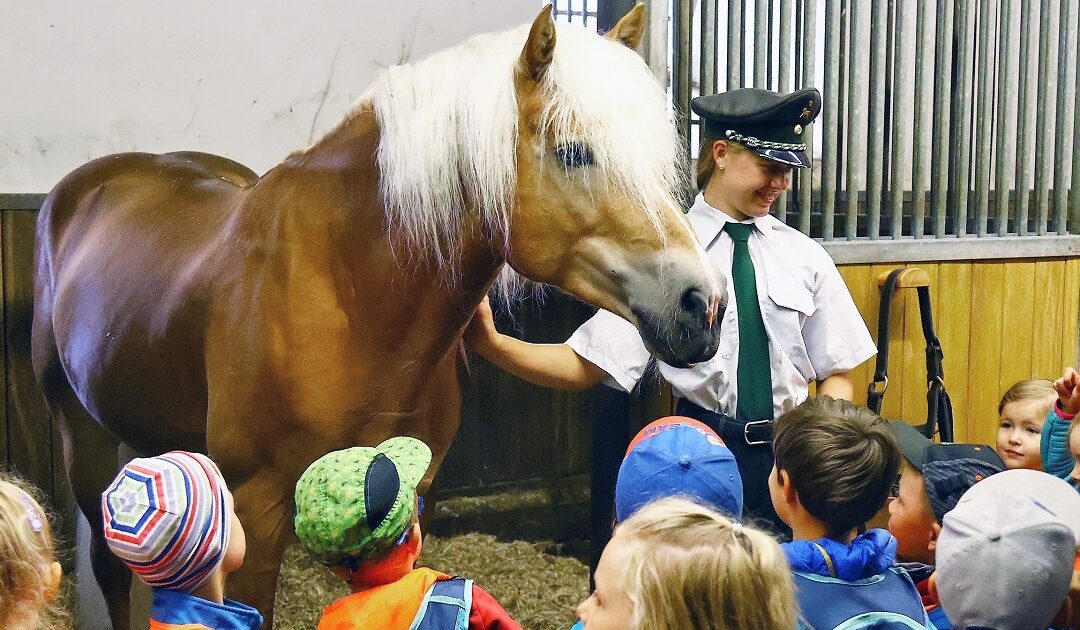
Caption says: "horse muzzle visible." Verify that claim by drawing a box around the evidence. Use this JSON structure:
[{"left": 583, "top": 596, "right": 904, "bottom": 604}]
[{"left": 632, "top": 286, "right": 725, "bottom": 368}]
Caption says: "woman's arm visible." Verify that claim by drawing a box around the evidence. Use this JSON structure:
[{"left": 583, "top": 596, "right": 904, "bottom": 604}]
[
  {"left": 464, "top": 297, "right": 608, "bottom": 392},
  {"left": 816, "top": 371, "right": 854, "bottom": 401}
]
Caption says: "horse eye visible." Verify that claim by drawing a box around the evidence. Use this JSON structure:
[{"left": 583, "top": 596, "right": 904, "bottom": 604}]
[{"left": 554, "top": 142, "right": 594, "bottom": 168}]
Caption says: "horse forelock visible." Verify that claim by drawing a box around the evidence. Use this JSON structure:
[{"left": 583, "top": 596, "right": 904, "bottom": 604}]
[
  {"left": 352, "top": 20, "right": 687, "bottom": 291},
  {"left": 537, "top": 26, "right": 689, "bottom": 235}
]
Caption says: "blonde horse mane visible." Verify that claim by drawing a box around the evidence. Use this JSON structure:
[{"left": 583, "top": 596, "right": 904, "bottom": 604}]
[{"left": 351, "top": 20, "right": 688, "bottom": 293}]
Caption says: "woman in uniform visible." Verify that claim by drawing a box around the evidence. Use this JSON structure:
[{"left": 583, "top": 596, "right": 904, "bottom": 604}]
[{"left": 464, "top": 87, "right": 876, "bottom": 530}]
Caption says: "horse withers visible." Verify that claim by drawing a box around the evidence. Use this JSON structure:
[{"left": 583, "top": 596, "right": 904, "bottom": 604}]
[{"left": 32, "top": 6, "right": 723, "bottom": 627}]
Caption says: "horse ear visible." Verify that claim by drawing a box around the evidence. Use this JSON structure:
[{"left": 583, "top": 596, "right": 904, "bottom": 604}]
[
  {"left": 520, "top": 5, "right": 556, "bottom": 82},
  {"left": 605, "top": 4, "right": 647, "bottom": 50}
]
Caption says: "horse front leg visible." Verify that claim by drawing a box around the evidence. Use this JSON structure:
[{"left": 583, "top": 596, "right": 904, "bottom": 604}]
[
  {"left": 226, "top": 470, "right": 294, "bottom": 628},
  {"left": 63, "top": 409, "right": 134, "bottom": 629}
]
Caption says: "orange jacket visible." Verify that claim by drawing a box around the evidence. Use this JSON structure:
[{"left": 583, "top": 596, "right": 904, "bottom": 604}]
[{"left": 318, "top": 567, "right": 522, "bottom": 630}]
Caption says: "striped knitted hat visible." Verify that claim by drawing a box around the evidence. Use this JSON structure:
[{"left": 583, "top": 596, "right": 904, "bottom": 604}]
[{"left": 101, "top": 451, "right": 232, "bottom": 592}]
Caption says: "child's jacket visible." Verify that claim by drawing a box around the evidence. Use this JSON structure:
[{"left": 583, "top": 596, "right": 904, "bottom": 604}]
[
  {"left": 784, "top": 529, "right": 933, "bottom": 629},
  {"left": 1041, "top": 401, "right": 1077, "bottom": 482},
  {"left": 318, "top": 567, "right": 521, "bottom": 630},
  {"left": 148, "top": 588, "right": 264, "bottom": 630}
]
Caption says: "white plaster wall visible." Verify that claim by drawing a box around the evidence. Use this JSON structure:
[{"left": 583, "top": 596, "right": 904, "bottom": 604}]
[{"left": 0, "top": 1, "right": 539, "bottom": 192}]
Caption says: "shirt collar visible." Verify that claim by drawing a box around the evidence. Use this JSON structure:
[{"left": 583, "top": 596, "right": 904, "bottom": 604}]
[{"left": 686, "top": 193, "right": 762, "bottom": 249}]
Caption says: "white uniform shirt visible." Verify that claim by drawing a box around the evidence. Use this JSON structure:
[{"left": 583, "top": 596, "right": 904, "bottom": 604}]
[{"left": 566, "top": 194, "right": 876, "bottom": 418}]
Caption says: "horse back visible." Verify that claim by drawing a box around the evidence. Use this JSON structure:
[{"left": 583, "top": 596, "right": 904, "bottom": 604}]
[{"left": 34, "top": 151, "right": 257, "bottom": 452}]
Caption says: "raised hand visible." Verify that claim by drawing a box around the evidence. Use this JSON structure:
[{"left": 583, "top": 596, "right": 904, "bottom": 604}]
[{"left": 1053, "top": 367, "right": 1080, "bottom": 415}]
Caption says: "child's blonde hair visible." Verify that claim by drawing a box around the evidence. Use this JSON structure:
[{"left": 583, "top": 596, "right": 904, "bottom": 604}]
[
  {"left": 998, "top": 379, "right": 1056, "bottom": 415},
  {"left": 0, "top": 474, "right": 69, "bottom": 630},
  {"left": 616, "top": 497, "right": 798, "bottom": 630}
]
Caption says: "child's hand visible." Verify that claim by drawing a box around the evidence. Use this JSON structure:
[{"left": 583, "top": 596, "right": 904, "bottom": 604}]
[{"left": 1054, "top": 367, "right": 1080, "bottom": 415}]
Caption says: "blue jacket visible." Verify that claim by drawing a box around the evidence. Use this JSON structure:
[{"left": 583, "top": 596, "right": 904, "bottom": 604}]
[
  {"left": 1041, "top": 402, "right": 1076, "bottom": 483},
  {"left": 783, "top": 529, "right": 931, "bottom": 629},
  {"left": 149, "top": 588, "right": 264, "bottom": 630}
]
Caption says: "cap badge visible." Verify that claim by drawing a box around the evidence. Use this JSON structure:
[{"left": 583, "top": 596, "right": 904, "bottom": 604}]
[{"left": 801, "top": 101, "right": 814, "bottom": 121}]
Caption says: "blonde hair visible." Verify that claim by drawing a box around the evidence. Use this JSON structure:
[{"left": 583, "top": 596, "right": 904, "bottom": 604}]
[
  {"left": 351, "top": 19, "right": 685, "bottom": 287},
  {"left": 0, "top": 474, "right": 69, "bottom": 630},
  {"left": 695, "top": 138, "right": 750, "bottom": 190},
  {"left": 616, "top": 497, "right": 798, "bottom": 630},
  {"left": 998, "top": 379, "right": 1056, "bottom": 415}
]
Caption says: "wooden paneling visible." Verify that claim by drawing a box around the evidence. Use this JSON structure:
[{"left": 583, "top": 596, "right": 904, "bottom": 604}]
[
  {"left": 1063, "top": 259, "right": 1080, "bottom": 368},
  {"left": 1032, "top": 260, "right": 1067, "bottom": 378},
  {"left": 966, "top": 263, "right": 1006, "bottom": 445},
  {"left": 837, "top": 257, "right": 1080, "bottom": 447},
  {"left": 0, "top": 208, "right": 76, "bottom": 558},
  {"left": 837, "top": 265, "right": 875, "bottom": 392},
  {"left": 935, "top": 262, "right": 973, "bottom": 441},
  {"left": 2, "top": 211, "right": 55, "bottom": 484}
]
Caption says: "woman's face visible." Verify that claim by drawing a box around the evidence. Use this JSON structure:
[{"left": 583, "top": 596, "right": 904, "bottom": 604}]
[
  {"left": 577, "top": 532, "right": 635, "bottom": 630},
  {"left": 710, "top": 142, "right": 793, "bottom": 219}
]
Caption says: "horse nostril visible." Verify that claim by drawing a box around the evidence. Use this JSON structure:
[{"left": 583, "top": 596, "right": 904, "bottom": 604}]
[{"left": 680, "top": 287, "right": 709, "bottom": 318}]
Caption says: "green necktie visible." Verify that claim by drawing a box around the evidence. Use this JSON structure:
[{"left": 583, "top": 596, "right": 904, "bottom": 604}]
[{"left": 723, "top": 222, "right": 774, "bottom": 422}]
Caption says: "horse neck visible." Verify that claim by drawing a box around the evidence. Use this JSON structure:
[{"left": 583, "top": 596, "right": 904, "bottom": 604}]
[{"left": 258, "top": 108, "right": 504, "bottom": 365}]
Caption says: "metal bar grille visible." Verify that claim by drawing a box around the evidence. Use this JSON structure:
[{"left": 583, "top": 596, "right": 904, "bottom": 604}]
[{"left": 648, "top": 0, "right": 1080, "bottom": 242}]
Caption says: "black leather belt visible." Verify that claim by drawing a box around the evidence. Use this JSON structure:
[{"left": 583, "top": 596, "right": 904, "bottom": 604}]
[{"left": 677, "top": 399, "right": 774, "bottom": 446}]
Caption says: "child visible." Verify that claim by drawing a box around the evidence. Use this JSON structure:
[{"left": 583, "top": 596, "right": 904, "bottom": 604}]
[
  {"left": 0, "top": 474, "right": 67, "bottom": 630},
  {"left": 769, "top": 397, "right": 932, "bottom": 629},
  {"left": 1040, "top": 366, "right": 1080, "bottom": 483},
  {"left": 886, "top": 421, "right": 1004, "bottom": 628},
  {"left": 293, "top": 437, "right": 521, "bottom": 629},
  {"left": 933, "top": 469, "right": 1080, "bottom": 630},
  {"left": 101, "top": 451, "right": 261, "bottom": 630},
  {"left": 997, "top": 378, "right": 1057, "bottom": 469},
  {"left": 615, "top": 416, "right": 743, "bottom": 522},
  {"left": 576, "top": 496, "right": 798, "bottom": 630}
]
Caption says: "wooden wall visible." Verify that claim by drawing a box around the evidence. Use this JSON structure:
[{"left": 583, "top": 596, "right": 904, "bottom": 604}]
[
  {"left": 838, "top": 259, "right": 1080, "bottom": 447},
  {"left": 0, "top": 200, "right": 76, "bottom": 555}
]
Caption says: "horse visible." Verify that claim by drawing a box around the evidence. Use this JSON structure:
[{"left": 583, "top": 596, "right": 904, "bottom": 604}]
[{"left": 31, "top": 5, "right": 723, "bottom": 627}]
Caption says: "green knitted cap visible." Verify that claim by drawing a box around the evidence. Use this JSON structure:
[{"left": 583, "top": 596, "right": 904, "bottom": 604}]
[{"left": 293, "top": 437, "right": 431, "bottom": 563}]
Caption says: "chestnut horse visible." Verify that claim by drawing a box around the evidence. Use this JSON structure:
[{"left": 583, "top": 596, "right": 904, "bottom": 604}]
[{"left": 31, "top": 6, "right": 722, "bottom": 627}]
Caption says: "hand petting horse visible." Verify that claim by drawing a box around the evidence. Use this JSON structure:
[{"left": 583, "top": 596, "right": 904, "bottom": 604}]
[{"left": 31, "top": 5, "right": 723, "bottom": 627}]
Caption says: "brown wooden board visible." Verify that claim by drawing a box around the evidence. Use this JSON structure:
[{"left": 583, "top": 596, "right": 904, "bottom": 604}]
[
  {"left": 997, "top": 261, "right": 1037, "bottom": 392},
  {"left": 935, "top": 262, "right": 973, "bottom": 441},
  {"left": 1, "top": 209, "right": 77, "bottom": 560},
  {"left": 1032, "top": 259, "right": 1067, "bottom": 379},
  {"left": 1063, "top": 259, "right": 1080, "bottom": 369}
]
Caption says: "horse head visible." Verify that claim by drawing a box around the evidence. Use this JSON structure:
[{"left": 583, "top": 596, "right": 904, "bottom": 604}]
[{"left": 508, "top": 6, "right": 723, "bottom": 367}]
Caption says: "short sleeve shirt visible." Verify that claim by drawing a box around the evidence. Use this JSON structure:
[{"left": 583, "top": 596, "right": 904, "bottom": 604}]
[{"left": 566, "top": 194, "right": 876, "bottom": 418}]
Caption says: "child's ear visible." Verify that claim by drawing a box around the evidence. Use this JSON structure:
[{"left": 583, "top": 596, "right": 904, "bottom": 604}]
[
  {"left": 778, "top": 469, "right": 798, "bottom": 506},
  {"left": 45, "top": 561, "right": 62, "bottom": 603},
  {"left": 928, "top": 521, "right": 942, "bottom": 552},
  {"left": 405, "top": 522, "right": 423, "bottom": 561}
]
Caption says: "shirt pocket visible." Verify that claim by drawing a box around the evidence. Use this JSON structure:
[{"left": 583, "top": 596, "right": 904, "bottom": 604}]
[{"left": 765, "top": 281, "right": 817, "bottom": 380}]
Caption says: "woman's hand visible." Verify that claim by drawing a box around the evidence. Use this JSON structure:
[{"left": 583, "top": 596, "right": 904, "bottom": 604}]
[{"left": 463, "top": 296, "right": 499, "bottom": 356}]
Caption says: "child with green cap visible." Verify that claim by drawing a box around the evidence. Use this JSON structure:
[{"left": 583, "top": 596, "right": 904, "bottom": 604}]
[{"left": 294, "top": 437, "right": 523, "bottom": 630}]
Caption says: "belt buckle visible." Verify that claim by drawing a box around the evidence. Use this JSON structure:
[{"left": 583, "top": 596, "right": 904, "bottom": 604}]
[{"left": 743, "top": 419, "right": 771, "bottom": 446}]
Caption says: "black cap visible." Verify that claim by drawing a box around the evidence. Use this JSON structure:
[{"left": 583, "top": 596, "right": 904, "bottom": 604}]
[
  {"left": 691, "top": 87, "right": 821, "bottom": 168},
  {"left": 888, "top": 421, "right": 1006, "bottom": 522}
]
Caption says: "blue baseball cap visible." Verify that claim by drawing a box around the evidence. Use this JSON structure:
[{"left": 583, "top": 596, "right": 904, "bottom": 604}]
[{"left": 615, "top": 417, "right": 743, "bottom": 522}]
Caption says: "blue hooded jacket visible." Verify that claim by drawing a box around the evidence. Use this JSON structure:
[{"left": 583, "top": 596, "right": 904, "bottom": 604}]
[
  {"left": 783, "top": 529, "right": 931, "bottom": 629},
  {"left": 149, "top": 589, "right": 264, "bottom": 630},
  {"left": 783, "top": 528, "right": 896, "bottom": 581}
]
